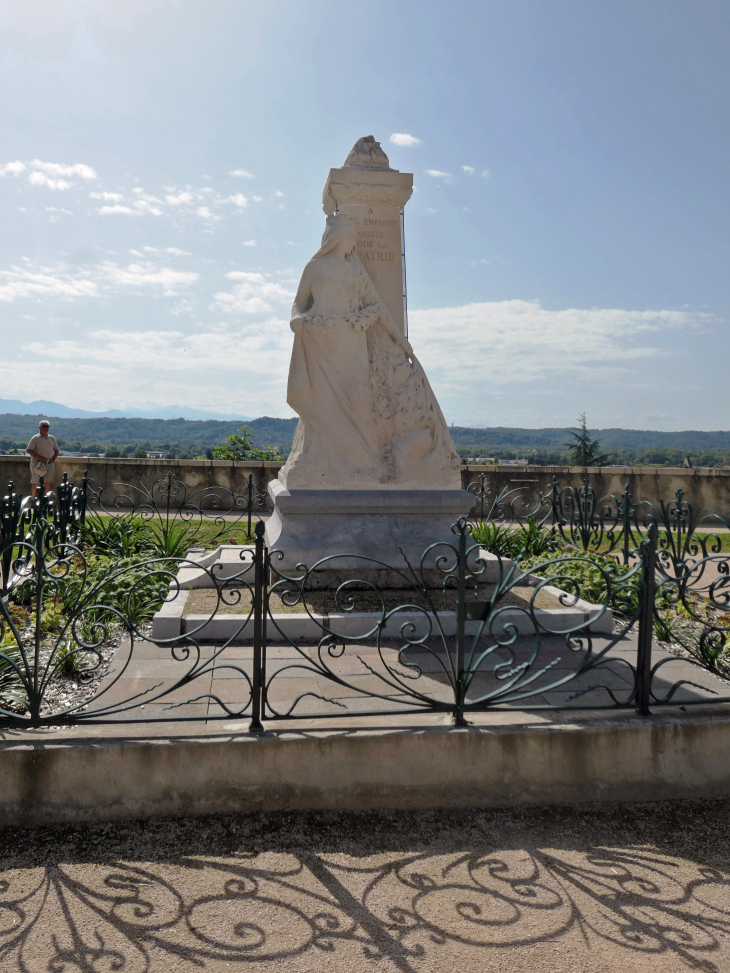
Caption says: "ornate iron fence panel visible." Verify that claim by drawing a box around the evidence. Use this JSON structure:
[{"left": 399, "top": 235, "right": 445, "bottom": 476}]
[
  {"left": 2, "top": 479, "right": 730, "bottom": 730},
  {"left": 260, "top": 519, "right": 644, "bottom": 723},
  {"left": 641, "top": 491, "right": 730, "bottom": 706},
  {"left": 86, "top": 469, "right": 271, "bottom": 551},
  {"left": 466, "top": 472, "right": 552, "bottom": 526},
  {"left": 0, "top": 514, "right": 259, "bottom": 726},
  {"left": 1, "top": 473, "right": 88, "bottom": 594}
]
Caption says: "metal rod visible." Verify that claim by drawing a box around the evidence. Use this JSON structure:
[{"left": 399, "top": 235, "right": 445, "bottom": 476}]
[
  {"left": 636, "top": 523, "right": 657, "bottom": 716},
  {"left": 249, "top": 519, "right": 265, "bottom": 733},
  {"left": 247, "top": 473, "right": 253, "bottom": 540},
  {"left": 454, "top": 523, "right": 467, "bottom": 725}
]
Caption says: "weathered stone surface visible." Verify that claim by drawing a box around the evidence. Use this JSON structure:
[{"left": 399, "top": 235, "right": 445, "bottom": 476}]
[
  {"left": 266, "top": 479, "right": 473, "bottom": 582},
  {"left": 325, "top": 135, "right": 412, "bottom": 336},
  {"left": 2, "top": 712, "right": 730, "bottom": 824},
  {"left": 279, "top": 199, "right": 460, "bottom": 491}
]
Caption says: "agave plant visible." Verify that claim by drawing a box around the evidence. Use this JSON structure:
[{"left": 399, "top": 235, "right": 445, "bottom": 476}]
[{"left": 80, "top": 515, "right": 152, "bottom": 557}]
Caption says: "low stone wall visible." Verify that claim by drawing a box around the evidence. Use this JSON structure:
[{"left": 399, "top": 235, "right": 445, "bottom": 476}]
[
  {"left": 1, "top": 714, "right": 730, "bottom": 824},
  {"left": 0, "top": 456, "right": 283, "bottom": 510},
  {"left": 462, "top": 464, "right": 730, "bottom": 522},
  {"left": 1, "top": 456, "right": 729, "bottom": 519}
]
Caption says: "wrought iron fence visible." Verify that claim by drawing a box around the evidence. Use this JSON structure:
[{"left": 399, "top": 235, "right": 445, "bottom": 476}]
[
  {"left": 85, "top": 468, "right": 272, "bottom": 546},
  {"left": 0, "top": 472, "right": 88, "bottom": 594},
  {"left": 1, "top": 483, "right": 729, "bottom": 729},
  {"left": 0, "top": 469, "right": 274, "bottom": 593}
]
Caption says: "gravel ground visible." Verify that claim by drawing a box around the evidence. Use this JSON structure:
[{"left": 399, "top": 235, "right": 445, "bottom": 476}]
[
  {"left": 1, "top": 619, "right": 152, "bottom": 716},
  {"left": 0, "top": 799, "right": 729, "bottom": 972},
  {"left": 184, "top": 583, "right": 564, "bottom": 617}
]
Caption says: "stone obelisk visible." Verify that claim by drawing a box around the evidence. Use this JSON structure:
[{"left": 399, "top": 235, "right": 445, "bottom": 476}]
[{"left": 322, "top": 136, "right": 412, "bottom": 337}]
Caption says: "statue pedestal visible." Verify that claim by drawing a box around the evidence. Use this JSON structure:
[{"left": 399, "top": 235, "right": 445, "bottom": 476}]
[{"left": 266, "top": 479, "right": 474, "bottom": 588}]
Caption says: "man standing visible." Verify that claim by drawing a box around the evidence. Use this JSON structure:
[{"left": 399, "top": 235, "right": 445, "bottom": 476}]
[{"left": 26, "top": 420, "right": 59, "bottom": 497}]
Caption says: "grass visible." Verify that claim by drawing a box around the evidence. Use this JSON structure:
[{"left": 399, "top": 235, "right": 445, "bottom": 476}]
[{"left": 82, "top": 513, "right": 256, "bottom": 552}]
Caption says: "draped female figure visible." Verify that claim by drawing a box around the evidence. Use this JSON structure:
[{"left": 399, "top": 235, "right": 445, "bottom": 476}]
[{"left": 279, "top": 213, "right": 461, "bottom": 490}]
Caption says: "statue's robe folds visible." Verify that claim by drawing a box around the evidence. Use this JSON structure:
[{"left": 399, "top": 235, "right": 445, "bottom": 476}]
[{"left": 280, "top": 258, "right": 461, "bottom": 490}]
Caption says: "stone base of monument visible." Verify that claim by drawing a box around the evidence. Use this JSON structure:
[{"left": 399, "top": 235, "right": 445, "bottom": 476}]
[{"left": 266, "top": 479, "right": 474, "bottom": 588}]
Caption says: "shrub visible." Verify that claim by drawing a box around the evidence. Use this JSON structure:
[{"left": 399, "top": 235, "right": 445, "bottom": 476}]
[{"left": 471, "top": 515, "right": 561, "bottom": 559}]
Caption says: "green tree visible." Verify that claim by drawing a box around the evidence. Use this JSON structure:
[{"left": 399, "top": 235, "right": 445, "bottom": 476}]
[
  {"left": 565, "top": 414, "right": 609, "bottom": 467},
  {"left": 213, "top": 424, "right": 282, "bottom": 461}
]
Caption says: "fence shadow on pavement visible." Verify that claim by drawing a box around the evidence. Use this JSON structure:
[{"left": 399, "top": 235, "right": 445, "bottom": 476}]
[{"left": 1, "top": 805, "right": 730, "bottom": 972}]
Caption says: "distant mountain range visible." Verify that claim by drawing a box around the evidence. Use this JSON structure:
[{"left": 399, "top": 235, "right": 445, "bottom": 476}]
[
  {"left": 0, "top": 398, "right": 255, "bottom": 422},
  {"left": 1, "top": 404, "right": 730, "bottom": 457}
]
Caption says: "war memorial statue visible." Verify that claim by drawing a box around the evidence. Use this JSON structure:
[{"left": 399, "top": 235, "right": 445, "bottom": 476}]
[{"left": 267, "top": 136, "right": 472, "bottom": 575}]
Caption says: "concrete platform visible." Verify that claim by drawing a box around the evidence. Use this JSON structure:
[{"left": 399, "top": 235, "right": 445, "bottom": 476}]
[{"left": 1, "top": 702, "right": 730, "bottom": 825}]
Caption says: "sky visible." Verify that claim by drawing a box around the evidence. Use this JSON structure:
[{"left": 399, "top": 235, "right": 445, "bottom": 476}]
[{"left": 1, "top": 0, "right": 729, "bottom": 430}]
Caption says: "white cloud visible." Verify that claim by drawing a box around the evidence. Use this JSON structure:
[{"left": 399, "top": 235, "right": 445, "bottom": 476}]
[
  {"left": 98, "top": 205, "right": 136, "bottom": 215},
  {"left": 224, "top": 193, "right": 248, "bottom": 208},
  {"left": 22, "top": 321, "right": 290, "bottom": 375},
  {"left": 252, "top": 196, "right": 264, "bottom": 203},
  {"left": 481, "top": 169, "right": 492, "bottom": 178},
  {"left": 29, "top": 172, "right": 72, "bottom": 190},
  {"left": 462, "top": 166, "right": 476, "bottom": 175},
  {"left": 425, "top": 169, "right": 453, "bottom": 182},
  {"left": 142, "top": 246, "right": 192, "bottom": 256},
  {"left": 1, "top": 161, "right": 26, "bottom": 176},
  {"left": 96, "top": 191, "right": 163, "bottom": 216},
  {"left": 0, "top": 265, "right": 98, "bottom": 302},
  {"left": 4, "top": 319, "right": 293, "bottom": 415},
  {"left": 165, "top": 191, "right": 194, "bottom": 205},
  {"left": 273, "top": 190, "right": 285, "bottom": 198},
  {"left": 389, "top": 133, "right": 422, "bottom": 147},
  {"left": 131, "top": 196, "right": 163, "bottom": 216},
  {"left": 196, "top": 206, "right": 222, "bottom": 221},
  {"left": 0, "top": 258, "right": 198, "bottom": 303},
  {"left": 100, "top": 261, "right": 198, "bottom": 295},
  {"left": 242, "top": 240, "right": 257, "bottom": 247},
  {"left": 213, "top": 271, "right": 294, "bottom": 314},
  {"left": 229, "top": 169, "right": 255, "bottom": 178},
  {"left": 30, "top": 160, "right": 97, "bottom": 180},
  {"left": 410, "top": 300, "right": 709, "bottom": 388},
  {"left": 23, "top": 160, "right": 96, "bottom": 189}
]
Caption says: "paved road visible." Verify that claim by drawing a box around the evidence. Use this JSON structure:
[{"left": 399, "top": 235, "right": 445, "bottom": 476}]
[{"left": 1, "top": 800, "right": 729, "bottom": 972}]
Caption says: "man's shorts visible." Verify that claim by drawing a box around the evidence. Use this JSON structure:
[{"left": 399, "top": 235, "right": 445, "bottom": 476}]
[{"left": 31, "top": 462, "right": 55, "bottom": 486}]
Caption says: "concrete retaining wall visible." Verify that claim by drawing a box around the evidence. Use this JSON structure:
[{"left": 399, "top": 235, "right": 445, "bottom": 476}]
[
  {"left": 2, "top": 456, "right": 730, "bottom": 518},
  {"left": 0, "top": 714, "right": 729, "bottom": 824},
  {"left": 0, "top": 456, "right": 282, "bottom": 509}
]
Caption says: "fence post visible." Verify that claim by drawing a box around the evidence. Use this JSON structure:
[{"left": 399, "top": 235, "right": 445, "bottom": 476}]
[
  {"left": 249, "top": 519, "right": 266, "bottom": 733},
  {"left": 247, "top": 472, "right": 253, "bottom": 539},
  {"left": 79, "top": 470, "right": 88, "bottom": 527},
  {"left": 636, "top": 523, "right": 657, "bottom": 716},
  {"left": 621, "top": 483, "right": 632, "bottom": 566},
  {"left": 454, "top": 521, "right": 468, "bottom": 726},
  {"left": 1, "top": 481, "right": 20, "bottom": 595},
  {"left": 550, "top": 476, "right": 560, "bottom": 530}
]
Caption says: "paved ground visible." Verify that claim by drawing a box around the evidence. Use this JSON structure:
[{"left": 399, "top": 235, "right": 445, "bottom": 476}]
[
  {"left": 0, "top": 800, "right": 729, "bottom": 972},
  {"left": 74, "top": 628, "right": 730, "bottom": 725}
]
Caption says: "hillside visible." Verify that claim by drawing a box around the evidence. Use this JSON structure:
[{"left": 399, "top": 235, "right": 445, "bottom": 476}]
[
  {"left": 0, "top": 414, "right": 297, "bottom": 451},
  {"left": 2, "top": 413, "right": 730, "bottom": 465}
]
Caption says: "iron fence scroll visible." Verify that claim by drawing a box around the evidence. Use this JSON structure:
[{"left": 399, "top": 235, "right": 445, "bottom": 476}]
[{"left": 1, "top": 472, "right": 730, "bottom": 730}]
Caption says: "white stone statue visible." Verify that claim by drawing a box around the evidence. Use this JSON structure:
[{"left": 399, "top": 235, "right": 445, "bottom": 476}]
[{"left": 279, "top": 213, "right": 461, "bottom": 490}]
